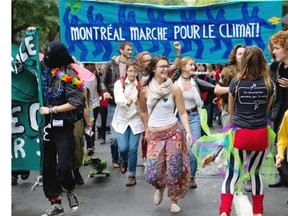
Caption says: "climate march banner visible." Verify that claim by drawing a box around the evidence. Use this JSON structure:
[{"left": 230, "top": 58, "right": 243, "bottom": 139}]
[{"left": 59, "top": 0, "right": 282, "bottom": 63}]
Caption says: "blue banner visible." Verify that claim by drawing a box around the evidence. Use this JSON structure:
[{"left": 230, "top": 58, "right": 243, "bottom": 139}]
[{"left": 59, "top": 1, "right": 282, "bottom": 63}]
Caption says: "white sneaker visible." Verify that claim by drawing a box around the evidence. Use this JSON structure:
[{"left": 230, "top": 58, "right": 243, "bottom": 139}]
[
  {"left": 153, "top": 189, "right": 164, "bottom": 205},
  {"left": 67, "top": 191, "right": 79, "bottom": 212},
  {"left": 171, "top": 203, "right": 181, "bottom": 213}
]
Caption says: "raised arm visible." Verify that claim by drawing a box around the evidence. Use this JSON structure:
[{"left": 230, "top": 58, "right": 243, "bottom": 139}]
[{"left": 169, "top": 41, "right": 181, "bottom": 72}]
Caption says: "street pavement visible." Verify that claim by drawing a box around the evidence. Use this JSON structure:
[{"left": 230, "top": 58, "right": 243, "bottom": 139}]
[{"left": 12, "top": 122, "right": 288, "bottom": 216}]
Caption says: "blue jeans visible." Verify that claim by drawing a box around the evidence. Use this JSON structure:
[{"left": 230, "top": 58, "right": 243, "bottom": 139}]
[
  {"left": 178, "top": 111, "right": 201, "bottom": 177},
  {"left": 107, "top": 103, "right": 121, "bottom": 164},
  {"left": 116, "top": 126, "right": 141, "bottom": 177}
]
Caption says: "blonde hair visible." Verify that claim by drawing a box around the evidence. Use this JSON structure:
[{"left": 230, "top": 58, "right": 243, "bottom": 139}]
[
  {"left": 178, "top": 56, "right": 195, "bottom": 73},
  {"left": 135, "top": 51, "right": 151, "bottom": 67}
]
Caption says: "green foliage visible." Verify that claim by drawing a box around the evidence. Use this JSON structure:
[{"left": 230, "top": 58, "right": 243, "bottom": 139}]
[
  {"left": 12, "top": 0, "right": 59, "bottom": 47},
  {"left": 108, "top": 0, "right": 186, "bottom": 5}
]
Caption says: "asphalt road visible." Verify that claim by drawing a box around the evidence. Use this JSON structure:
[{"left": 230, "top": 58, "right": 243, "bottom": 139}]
[{"left": 12, "top": 123, "right": 288, "bottom": 216}]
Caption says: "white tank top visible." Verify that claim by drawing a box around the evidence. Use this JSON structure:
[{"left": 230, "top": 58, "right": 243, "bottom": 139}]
[
  {"left": 147, "top": 92, "right": 178, "bottom": 127},
  {"left": 182, "top": 89, "right": 197, "bottom": 109}
]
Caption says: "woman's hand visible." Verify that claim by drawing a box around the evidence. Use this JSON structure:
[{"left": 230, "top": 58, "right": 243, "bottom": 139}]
[
  {"left": 186, "top": 133, "right": 194, "bottom": 147},
  {"left": 275, "top": 156, "right": 284, "bottom": 168},
  {"left": 201, "top": 154, "right": 215, "bottom": 168},
  {"left": 144, "top": 129, "right": 149, "bottom": 141},
  {"left": 278, "top": 77, "right": 288, "bottom": 88},
  {"left": 103, "top": 92, "right": 112, "bottom": 100},
  {"left": 126, "top": 98, "right": 133, "bottom": 106},
  {"left": 39, "top": 106, "right": 51, "bottom": 115}
]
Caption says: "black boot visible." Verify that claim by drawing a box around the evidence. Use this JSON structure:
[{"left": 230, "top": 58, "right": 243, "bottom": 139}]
[
  {"left": 73, "top": 168, "right": 84, "bottom": 185},
  {"left": 268, "top": 177, "right": 288, "bottom": 187},
  {"left": 20, "top": 171, "right": 30, "bottom": 180}
]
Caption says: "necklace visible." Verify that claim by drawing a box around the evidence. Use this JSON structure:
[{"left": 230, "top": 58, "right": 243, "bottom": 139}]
[
  {"left": 43, "top": 68, "right": 65, "bottom": 99},
  {"left": 43, "top": 67, "right": 86, "bottom": 100},
  {"left": 181, "top": 75, "right": 191, "bottom": 80}
]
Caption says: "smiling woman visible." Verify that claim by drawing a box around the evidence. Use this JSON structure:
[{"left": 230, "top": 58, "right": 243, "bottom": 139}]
[
  {"left": 111, "top": 62, "right": 144, "bottom": 187},
  {"left": 138, "top": 55, "right": 193, "bottom": 213}
]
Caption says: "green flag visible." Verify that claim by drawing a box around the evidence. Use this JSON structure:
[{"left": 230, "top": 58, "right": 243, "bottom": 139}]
[{"left": 11, "top": 28, "right": 43, "bottom": 171}]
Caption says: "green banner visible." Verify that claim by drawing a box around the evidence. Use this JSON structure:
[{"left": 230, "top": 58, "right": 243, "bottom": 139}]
[
  {"left": 11, "top": 28, "right": 42, "bottom": 171},
  {"left": 12, "top": 101, "right": 40, "bottom": 170}
]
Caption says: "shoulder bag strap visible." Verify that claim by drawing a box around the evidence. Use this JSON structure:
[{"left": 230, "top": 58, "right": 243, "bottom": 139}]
[{"left": 149, "top": 93, "right": 169, "bottom": 116}]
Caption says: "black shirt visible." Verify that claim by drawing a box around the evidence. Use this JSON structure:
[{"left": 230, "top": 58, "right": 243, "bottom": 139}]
[{"left": 229, "top": 77, "right": 274, "bottom": 128}]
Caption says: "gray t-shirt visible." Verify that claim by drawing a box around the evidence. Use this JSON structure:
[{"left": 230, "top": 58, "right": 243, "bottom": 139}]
[{"left": 229, "top": 77, "right": 274, "bottom": 128}]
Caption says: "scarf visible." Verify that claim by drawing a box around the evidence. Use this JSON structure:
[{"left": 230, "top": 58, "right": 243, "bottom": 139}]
[
  {"left": 176, "top": 76, "right": 203, "bottom": 108},
  {"left": 124, "top": 78, "right": 138, "bottom": 99},
  {"left": 149, "top": 77, "right": 173, "bottom": 106}
]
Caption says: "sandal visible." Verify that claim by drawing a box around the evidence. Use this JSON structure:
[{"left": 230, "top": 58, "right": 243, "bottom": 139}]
[
  {"left": 120, "top": 161, "right": 128, "bottom": 174},
  {"left": 126, "top": 176, "right": 136, "bottom": 187}
]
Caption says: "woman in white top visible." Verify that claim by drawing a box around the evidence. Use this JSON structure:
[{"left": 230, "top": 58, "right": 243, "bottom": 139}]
[
  {"left": 175, "top": 57, "right": 203, "bottom": 189},
  {"left": 112, "top": 62, "right": 144, "bottom": 187},
  {"left": 135, "top": 42, "right": 182, "bottom": 166},
  {"left": 139, "top": 56, "right": 192, "bottom": 213}
]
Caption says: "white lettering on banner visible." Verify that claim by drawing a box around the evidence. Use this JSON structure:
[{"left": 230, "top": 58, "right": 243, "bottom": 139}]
[
  {"left": 70, "top": 23, "right": 261, "bottom": 41},
  {"left": 203, "top": 24, "right": 216, "bottom": 38},
  {"left": 30, "top": 103, "right": 39, "bottom": 131},
  {"left": 15, "top": 35, "right": 36, "bottom": 65},
  {"left": 12, "top": 106, "right": 25, "bottom": 134},
  {"left": 12, "top": 103, "right": 39, "bottom": 134},
  {"left": 219, "top": 23, "right": 259, "bottom": 38},
  {"left": 24, "top": 36, "right": 36, "bottom": 56},
  {"left": 11, "top": 102, "right": 41, "bottom": 160},
  {"left": 130, "top": 27, "right": 168, "bottom": 40},
  {"left": 71, "top": 26, "right": 125, "bottom": 41},
  {"left": 174, "top": 25, "right": 201, "bottom": 39},
  {"left": 13, "top": 138, "right": 26, "bottom": 159}
]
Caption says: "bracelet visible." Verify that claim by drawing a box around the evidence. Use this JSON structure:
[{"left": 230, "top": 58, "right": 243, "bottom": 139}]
[
  {"left": 49, "top": 107, "right": 52, "bottom": 114},
  {"left": 52, "top": 106, "right": 58, "bottom": 114}
]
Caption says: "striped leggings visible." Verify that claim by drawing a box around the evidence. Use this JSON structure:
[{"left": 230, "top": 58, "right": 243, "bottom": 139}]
[{"left": 221, "top": 148, "right": 268, "bottom": 195}]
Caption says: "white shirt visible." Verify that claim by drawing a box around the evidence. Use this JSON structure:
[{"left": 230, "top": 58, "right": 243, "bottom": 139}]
[{"left": 111, "top": 78, "right": 144, "bottom": 135}]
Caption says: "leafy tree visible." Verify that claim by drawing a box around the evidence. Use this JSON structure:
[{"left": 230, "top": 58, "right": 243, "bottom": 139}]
[{"left": 12, "top": 0, "right": 59, "bottom": 47}]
